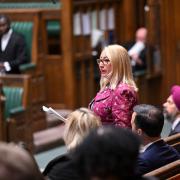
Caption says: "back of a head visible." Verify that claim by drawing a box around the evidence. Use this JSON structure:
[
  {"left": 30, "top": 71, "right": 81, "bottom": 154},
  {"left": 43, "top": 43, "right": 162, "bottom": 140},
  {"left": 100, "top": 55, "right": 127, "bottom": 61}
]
[
  {"left": 0, "top": 142, "right": 44, "bottom": 180},
  {"left": 133, "top": 104, "right": 164, "bottom": 137},
  {"left": 63, "top": 107, "right": 101, "bottom": 150},
  {"left": 73, "top": 126, "right": 141, "bottom": 180}
]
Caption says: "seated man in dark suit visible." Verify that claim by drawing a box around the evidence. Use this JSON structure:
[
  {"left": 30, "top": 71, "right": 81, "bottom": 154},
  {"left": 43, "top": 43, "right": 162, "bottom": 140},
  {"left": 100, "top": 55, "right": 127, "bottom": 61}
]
[
  {"left": 131, "top": 104, "right": 180, "bottom": 176},
  {"left": 123, "top": 27, "right": 148, "bottom": 73},
  {"left": 0, "top": 14, "right": 28, "bottom": 74},
  {"left": 163, "top": 85, "right": 180, "bottom": 136}
]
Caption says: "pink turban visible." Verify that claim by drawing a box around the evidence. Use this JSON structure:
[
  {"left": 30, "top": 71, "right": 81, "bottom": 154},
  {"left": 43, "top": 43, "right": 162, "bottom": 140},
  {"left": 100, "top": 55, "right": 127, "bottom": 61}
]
[{"left": 171, "top": 85, "right": 180, "bottom": 111}]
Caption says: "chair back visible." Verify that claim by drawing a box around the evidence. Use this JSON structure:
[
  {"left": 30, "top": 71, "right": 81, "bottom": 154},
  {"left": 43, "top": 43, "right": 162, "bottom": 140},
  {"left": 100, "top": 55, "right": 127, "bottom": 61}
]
[
  {"left": 3, "top": 86, "right": 23, "bottom": 119},
  {"left": 11, "top": 21, "right": 33, "bottom": 62}
]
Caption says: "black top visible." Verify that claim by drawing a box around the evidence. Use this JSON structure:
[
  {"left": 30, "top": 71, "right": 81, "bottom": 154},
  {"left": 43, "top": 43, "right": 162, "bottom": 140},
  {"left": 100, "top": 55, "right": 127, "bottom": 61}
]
[{"left": 43, "top": 153, "right": 80, "bottom": 180}]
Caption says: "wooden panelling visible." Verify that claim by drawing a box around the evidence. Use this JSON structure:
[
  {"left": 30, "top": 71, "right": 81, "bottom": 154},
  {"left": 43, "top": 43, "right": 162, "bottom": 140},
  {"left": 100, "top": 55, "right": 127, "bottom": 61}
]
[
  {"left": 3, "top": 0, "right": 180, "bottom": 109},
  {"left": 44, "top": 55, "right": 65, "bottom": 104},
  {"left": 160, "top": 0, "right": 180, "bottom": 104}
]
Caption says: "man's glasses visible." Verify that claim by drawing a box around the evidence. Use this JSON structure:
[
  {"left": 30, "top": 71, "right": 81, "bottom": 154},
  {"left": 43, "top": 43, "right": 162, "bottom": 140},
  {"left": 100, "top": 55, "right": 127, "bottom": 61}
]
[{"left": 96, "top": 58, "right": 110, "bottom": 65}]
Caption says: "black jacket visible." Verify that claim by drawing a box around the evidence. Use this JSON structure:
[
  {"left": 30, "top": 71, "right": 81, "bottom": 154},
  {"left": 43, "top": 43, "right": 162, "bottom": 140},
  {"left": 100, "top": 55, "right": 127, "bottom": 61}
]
[
  {"left": 0, "top": 31, "right": 28, "bottom": 73},
  {"left": 43, "top": 153, "right": 80, "bottom": 180},
  {"left": 136, "top": 139, "right": 180, "bottom": 176}
]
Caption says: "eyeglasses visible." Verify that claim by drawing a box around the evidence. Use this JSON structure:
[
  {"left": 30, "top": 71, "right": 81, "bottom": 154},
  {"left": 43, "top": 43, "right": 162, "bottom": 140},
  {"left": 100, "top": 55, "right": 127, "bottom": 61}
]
[{"left": 96, "top": 58, "right": 110, "bottom": 65}]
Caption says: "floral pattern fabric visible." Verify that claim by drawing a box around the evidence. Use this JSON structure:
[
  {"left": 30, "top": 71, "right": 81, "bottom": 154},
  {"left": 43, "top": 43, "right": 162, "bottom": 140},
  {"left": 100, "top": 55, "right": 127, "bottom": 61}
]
[{"left": 89, "top": 83, "right": 138, "bottom": 128}]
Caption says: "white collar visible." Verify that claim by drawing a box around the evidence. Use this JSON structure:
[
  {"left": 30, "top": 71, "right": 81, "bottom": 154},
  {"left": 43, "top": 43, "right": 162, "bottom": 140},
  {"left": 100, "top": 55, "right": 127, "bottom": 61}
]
[
  {"left": 140, "top": 138, "right": 162, "bottom": 153},
  {"left": 1, "top": 28, "right": 13, "bottom": 39},
  {"left": 172, "top": 117, "right": 180, "bottom": 130},
  {"left": 1, "top": 29, "right": 13, "bottom": 51},
  {"left": 140, "top": 142, "right": 153, "bottom": 153}
]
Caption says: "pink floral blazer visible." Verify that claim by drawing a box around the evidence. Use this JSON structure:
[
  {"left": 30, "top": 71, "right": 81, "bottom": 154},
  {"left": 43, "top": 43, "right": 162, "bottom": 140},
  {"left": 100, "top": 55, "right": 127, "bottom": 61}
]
[{"left": 89, "top": 83, "right": 138, "bottom": 128}]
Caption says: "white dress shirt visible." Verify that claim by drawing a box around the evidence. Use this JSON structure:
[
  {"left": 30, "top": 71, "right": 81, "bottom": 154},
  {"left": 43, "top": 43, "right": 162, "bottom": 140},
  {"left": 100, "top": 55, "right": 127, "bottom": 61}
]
[
  {"left": 172, "top": 117, "right": 180, "bottom": 130},
  {"left": 0, "top": 28, "right": 12, "bottom": 72}
]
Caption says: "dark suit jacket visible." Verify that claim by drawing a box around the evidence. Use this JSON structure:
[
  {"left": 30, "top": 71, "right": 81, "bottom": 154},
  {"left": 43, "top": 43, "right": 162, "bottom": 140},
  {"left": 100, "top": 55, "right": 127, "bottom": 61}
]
[
  {"left": 0, "top": 31, "right": 28, "bottom": 73},
  {"left": 136, "top": 139, "right": 180, "bottom": 176},
  {"left": 123, "top": 41, "right": 147, "bottom": 73},
  {"left": 43, "top": 154, "right": 157, "bottom": 180},
  {"left": 169, "top": 122, "right": 180, "bottom": 136},
  {"left": 43, "top": 153, "right": 80, "bottom": 180}
]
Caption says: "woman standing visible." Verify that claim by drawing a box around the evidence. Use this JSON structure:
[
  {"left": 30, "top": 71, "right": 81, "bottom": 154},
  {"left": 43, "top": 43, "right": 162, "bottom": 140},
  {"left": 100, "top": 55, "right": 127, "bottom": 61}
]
[{"left": 89, "top": 44, "right": 138, "bottom": 128}]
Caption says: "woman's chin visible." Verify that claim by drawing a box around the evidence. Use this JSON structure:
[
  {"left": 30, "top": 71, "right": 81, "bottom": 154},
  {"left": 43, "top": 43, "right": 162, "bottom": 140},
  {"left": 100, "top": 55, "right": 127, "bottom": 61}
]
[
  {"left": 101, "top": 74, "right": 110, "bottom": 79},
  {"left": 101, "top": 73, "right": 107, "bottom": 77}
]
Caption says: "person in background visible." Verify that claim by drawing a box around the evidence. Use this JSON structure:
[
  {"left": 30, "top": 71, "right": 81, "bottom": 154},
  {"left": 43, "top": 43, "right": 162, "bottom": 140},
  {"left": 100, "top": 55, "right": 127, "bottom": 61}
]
[
  {"left": 131, "top": 104, "right": 180, "bottom": 176},
  {"left": 89, "top": 44, "right": 138, "bottom": 128},
  {"left": 43, "top": 107, "right": 101, "bottom": 180},
  {"left": 124, "top": 27, "right": 148, "bottom": 73},
  {"left": 0, "top": 14, "right": 28, "bottom": 74},
  {"left": 163, "top": 85, "right": 180, "bottom": 136},
  {"left": 0, "top": 142, "right": 44, "bottom": 180},
  {"left": 72, "top": 126, "right": 151, "bottom": 180}
]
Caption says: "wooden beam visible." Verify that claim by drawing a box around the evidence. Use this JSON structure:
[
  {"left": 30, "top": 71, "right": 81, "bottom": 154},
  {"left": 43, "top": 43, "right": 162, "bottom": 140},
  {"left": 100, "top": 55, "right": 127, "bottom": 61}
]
[{"left": 61, "top": 0, "right": 76, "bottom": 108}]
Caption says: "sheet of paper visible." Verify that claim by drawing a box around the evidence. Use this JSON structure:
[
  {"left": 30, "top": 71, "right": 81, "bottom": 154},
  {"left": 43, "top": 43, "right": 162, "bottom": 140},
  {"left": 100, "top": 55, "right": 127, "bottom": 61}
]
[
  {"left": 108, "top": 7, "right": 115, "bottom": 30},
  {"left": 73, "top": 12, "right": 81, "bottom": 35},
  {"left": 82, "top": 12, "right": 91, "bottom": 35},
  {"left": 91, "top": 29, "right": 103, "bottom": 47},
  {"left": 42, "top": 106, "right": 66, "bottom": 122},
  {"left": 91, "top": 10, "right": 97, "bottom": 30},
  {"left": 99, "top": 9, "right": 106, "bottom": 30}
]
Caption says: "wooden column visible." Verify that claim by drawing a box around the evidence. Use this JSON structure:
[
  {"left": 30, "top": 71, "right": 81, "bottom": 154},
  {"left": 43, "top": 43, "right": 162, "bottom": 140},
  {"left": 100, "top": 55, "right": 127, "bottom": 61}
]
[
  {"left": 120, "top": 0, "right": 137, "bottom": 42},
  {"left": 160, "top": 0, "right": 180, "bottom": 102},
  {"left": 61, "top": 0, "right": 76, "bottom": 108}
]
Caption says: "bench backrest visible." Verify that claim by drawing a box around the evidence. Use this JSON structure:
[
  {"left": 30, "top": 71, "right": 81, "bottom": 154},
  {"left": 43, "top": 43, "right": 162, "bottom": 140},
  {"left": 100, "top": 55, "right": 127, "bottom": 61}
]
[
  {"left": 0, "top": 2, "right": 61, "bottom": 37},
  {"left": 164, "top": 133, "right": 180, "bottom": 145},
  {"left": 144, "top": 160, "right": 180, "bottom": 179},
  {"left": 11, "top": 21, "right": 33, "bottom": 62},
  {"left": 3, "top": 87, "right": 23, "bottom": 119}
]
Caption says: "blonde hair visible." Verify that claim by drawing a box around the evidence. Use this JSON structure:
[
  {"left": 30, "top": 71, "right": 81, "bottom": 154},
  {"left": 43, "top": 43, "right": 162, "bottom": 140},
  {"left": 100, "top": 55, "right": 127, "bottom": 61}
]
[
  {"left": 63, "top": 108, "right": 101, "bottom": 150},
  {"left": 100, "top": 44, "right": 137, "bottom": 91}
]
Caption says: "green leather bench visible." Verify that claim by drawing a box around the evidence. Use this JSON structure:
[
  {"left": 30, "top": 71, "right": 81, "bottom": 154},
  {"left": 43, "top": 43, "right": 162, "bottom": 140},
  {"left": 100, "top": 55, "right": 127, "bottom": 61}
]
[
  {"left": 0, "top": 2, "right": 61, "bottom": 38},
  {"left": 3, "top": 87, "right": 24, "bottom": 120},
  {"left": 0, "top": 75, "right": 33, "bottom": 152},
  {"left": 47, "top": 21, "right": 61, "bottom": 37},
  {"left": 11, "top": 21, "right": 36, "bottom": 72}
]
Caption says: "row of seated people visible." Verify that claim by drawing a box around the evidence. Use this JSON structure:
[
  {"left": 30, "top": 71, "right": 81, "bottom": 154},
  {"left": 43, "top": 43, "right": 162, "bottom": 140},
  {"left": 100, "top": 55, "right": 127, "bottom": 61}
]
[
  {"left": 0, "top": 106, "right": 179, "bottom": 180},
  {"left": 42, "top": 105, "right": 180, "bottom": 180},
  {"left": 41, "top": 78, "right": 180, "bottom": 179}
]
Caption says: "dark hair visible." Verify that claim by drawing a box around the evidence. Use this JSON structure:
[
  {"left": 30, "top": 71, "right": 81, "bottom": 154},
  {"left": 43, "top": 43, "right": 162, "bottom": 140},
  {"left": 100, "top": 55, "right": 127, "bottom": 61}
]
[
  {"left": 73, "top": 126, "right": 141, "bottom": 180},
  {"left": 133, "top": 104, "right": 164, "bottom": 137},
  {"left": 0, "top": 14, "right": 11, "bottom": 25}
]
